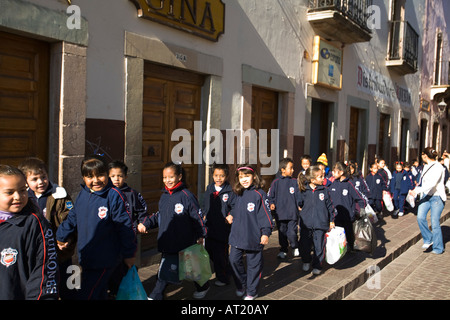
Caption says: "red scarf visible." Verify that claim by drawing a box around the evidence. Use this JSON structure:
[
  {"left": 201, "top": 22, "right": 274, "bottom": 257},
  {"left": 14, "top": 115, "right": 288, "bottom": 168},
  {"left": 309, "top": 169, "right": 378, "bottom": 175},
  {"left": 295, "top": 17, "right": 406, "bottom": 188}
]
[{"left": 165, "top": 182, "right": 183, "bottom": 195}]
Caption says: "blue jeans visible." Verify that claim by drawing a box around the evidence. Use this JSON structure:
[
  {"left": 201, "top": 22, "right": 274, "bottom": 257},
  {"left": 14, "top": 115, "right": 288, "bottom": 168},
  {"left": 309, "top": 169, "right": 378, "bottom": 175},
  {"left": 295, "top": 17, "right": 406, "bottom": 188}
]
[{"left": 417, "top": 195, "right": 445, "bottom": 253}]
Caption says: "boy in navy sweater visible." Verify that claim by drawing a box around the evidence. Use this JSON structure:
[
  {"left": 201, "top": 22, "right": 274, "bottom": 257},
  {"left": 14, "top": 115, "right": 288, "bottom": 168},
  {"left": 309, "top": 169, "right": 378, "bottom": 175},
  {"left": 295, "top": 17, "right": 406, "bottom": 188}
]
[
  {"left": 203, "top": 164, "right": 237, "bottom": 287},
  {"left": 108, "top": 160, "right": 149, "bottom": 296},
  {"left": 108, "top": 160, "right": 148, "bottom": 231},
  {"left": 267, "top": 158, "right": 301, "bottom": 258},
  {"left": 56, "top": 155, "right": 137, "bottom": 300},
  {"left": 19, "top": 157, "right": 75, "bottom": 299},
  {"left": 141, "top": 162, "right": 208, "bottom": 300}
]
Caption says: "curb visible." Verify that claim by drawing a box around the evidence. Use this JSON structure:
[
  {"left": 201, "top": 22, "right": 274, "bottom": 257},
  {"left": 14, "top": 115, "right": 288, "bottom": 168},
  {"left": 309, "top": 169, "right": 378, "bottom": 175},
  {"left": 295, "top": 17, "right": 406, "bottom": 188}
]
[{"left": 319, "top": 210, "right": 450, "bottom": 300}]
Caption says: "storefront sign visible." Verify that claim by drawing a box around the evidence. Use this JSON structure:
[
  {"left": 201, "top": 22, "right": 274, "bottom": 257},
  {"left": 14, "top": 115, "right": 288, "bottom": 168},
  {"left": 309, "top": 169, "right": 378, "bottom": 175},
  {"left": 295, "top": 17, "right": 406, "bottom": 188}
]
[
  {"left": 312, "top": 36, "right": 342, "bottom": 90},
  {"left": 357, "top": 64, "right": 412, "bottom": 107},
  {"left": 130, "top": 0, "right": 225, "bottom": 42}
]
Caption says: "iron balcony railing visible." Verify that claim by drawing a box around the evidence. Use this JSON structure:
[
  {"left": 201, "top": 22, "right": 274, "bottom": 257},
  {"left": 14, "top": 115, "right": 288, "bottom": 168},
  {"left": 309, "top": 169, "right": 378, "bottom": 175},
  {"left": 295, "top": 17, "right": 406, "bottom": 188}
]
[
  {"left": 308, "top": 0, "right": 373, "bottom": 32},
  {"left": 388, "top": 20, "right": 419, "bottom": 71}
]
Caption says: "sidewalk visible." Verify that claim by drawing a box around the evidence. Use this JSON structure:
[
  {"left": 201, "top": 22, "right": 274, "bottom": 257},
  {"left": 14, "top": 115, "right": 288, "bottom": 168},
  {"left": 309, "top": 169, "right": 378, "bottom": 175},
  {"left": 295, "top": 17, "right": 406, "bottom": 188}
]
[
  {"left": 138, "top": 201, "right": 450, "bottom": 300},
  {"left": 345, "top": 214, "right": 450, "bottom": 300}
]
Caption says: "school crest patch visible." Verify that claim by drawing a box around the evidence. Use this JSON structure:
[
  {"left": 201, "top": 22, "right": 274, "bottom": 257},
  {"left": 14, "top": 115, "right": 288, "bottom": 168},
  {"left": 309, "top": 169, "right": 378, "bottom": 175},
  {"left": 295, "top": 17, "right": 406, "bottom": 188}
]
[
  {"left": 319, "top": 193, "right": 325, "bottom": 201},
  {"left": 98, "top": 206, "right": 108, "bottom": 219},
  {"left": 1, "top": 248, "right": 18, "bottom": 268},
  {"left": 66, "top": 201, "right": 73, "bottom": 210},
  {"left": 342, "top": 189, "right": 348, "bottom": 196},
  {"left": 376, "top": 179, "right": 381, "bottom": 184},
  {"left": 174, "top": 203, "right": 184, "bottom": 214},
  {"left": 289, "top": 187, "right": 295, "bottom": 194},
  {"left": 247, "top": 202, "right": 255, "bottom": 212},
  {"left": 222, "top": 194, "right": 229, "bottom": 202}
]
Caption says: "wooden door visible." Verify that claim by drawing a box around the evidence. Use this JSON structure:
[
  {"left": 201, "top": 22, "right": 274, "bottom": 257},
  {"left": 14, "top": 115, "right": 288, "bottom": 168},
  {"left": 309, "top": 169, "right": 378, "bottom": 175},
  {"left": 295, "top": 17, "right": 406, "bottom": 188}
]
[
  {"left": 0, "top": 32, "right": 49, "bottom": 166},
  {"left": 349, "top": 107, "right": 359, "bottom": 161},
  {"left": 251, "top": 87, "right": 278, "bottom": 191},
  {"left": 141, "top": 63, "right": 204, "bottom": 251}
]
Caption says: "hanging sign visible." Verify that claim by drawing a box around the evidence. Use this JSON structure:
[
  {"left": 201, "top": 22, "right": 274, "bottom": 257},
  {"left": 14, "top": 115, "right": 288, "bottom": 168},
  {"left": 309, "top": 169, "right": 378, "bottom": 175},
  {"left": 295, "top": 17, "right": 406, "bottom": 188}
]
[{"left": 312, "top": 36, "right": 343, "bottom": 90}]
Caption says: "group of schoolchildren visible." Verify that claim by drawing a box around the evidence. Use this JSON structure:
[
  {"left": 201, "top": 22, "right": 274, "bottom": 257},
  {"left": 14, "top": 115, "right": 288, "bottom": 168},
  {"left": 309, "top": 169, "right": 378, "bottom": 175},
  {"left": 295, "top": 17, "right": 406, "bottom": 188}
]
[{"left": 0, "top": 152, "right": 435, "bottom": 301}]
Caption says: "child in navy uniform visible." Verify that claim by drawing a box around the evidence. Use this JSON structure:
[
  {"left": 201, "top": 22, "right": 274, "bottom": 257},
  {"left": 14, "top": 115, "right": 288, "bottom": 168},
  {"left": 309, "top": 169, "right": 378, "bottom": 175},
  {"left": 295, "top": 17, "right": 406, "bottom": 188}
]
[
  {"left": 390, "top": 162, "right": 414, "bottom": 217},
  {"left": 0, "top": 165, "right": 59, "bottom": 300},
  {"left": 329, "top": 162, "right": 366, "bottom": 250},
  {"left": 348, "top": 161, "right": 370, "bottom": 200},
  {"left": 141, "top": 162, "right": 208, "bottom": 300},
  {"left": 56, "top": 155, "right": 137, "bottom": 300},
  {"left": 299, "top": 155, "right": 312, "bottom": 175},
  {"left": 19, "top": 157, "right": 75, "bottom": 299},
  {"left": 297, "top": 166, "right": 336, "bottom": 275},
  {"left": 267, "top": 158, "right": 301, "bottom": 258},
  {"left": 203, "top": 164, "right": 237, "bottom": 287},
  {"left": 365, "top": 162, "right": 388, "bottom": 217},
  {"left": 226, "top": 165, "right": 273, "bottom": 300},
  {"left": 108, "top": 160, "right": 149, "bottom": 296},
  {"left": 108, "top": 160, "right": 148, "bottom": 231}
]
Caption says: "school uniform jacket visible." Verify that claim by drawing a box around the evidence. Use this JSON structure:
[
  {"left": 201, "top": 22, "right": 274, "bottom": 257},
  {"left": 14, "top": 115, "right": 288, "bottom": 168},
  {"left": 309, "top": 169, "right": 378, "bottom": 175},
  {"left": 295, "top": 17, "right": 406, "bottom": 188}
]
[
  {"left": 142, "top": 183, "right": 207, "bottom": 254},
  {"left": 228, "top": 186, "right": 273, "bottom": 251},
  {"left": 390, "top": 170, "right": 414, "bottom": 195},
  {"left": 329, "top": 178, "right": 366, "bottom": 222},
  {"left": 203, "top": 182, "right": 236, "bottom": 243},
  {"left": 0, "top": 205, "right": 59, "bottom": 300},
  {"left": 349, "top": 172, "right": 370, "bottom": 200},
  {"left": 119, "top": 183, "right": 148, "bottom": 226},
  {"left": 267, "top": 176, "right": 301, "bottom": 221},
  {"left": 365, "top": 172, "right": 388, "bottom": 200},
  {"left": 298, "top": 185, "right": 336, "bottom": 230},
  {"left": 56, "top": 180, "right": 137, "bottom": 270}
]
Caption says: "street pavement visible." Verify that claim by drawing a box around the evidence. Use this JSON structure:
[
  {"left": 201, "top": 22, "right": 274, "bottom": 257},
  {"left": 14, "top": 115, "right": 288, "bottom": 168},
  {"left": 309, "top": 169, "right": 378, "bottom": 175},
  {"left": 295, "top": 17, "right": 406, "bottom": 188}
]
[
  {"left": 137, "top": 200, "right": 450, "bottom": 300},
  {"left": 345, "top": 213, "right": 450, "bottom": 300}
]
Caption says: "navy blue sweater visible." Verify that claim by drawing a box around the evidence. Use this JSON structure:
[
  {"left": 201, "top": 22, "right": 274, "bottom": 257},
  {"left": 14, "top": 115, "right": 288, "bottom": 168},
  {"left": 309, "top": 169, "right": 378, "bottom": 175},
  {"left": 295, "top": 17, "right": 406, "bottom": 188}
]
[
  {"left": 202, "top": 182, "right": 236, "bottom": 243},
  {"left": 142, "top": 183, "right": 207, "bottom": 254},
  {"left": 365, "top": 172, "right": 388, "bottom": 200},
  {"left": 228, "top": 186, "right": 273, "bottom": 251},
  {"left": 267, "top": 175, "right": 301, "bottom": 221},
  {"left": 329, "top": 178, "right": 366, "bottom": 222},
  {"left": 298, "top": 184, "right": 336, "bottom": 230},
  {"left": 119, "top": 183, "right": 148, "bottom": 226},
  {"left": 56, "top": 180, "right": 137, "bottom": 269},
  {"left": 0, "top": 205, "right": 58, "bottom": 300},
  {"left": 390, "top": 170, "right": 414, "bottom": 194}
]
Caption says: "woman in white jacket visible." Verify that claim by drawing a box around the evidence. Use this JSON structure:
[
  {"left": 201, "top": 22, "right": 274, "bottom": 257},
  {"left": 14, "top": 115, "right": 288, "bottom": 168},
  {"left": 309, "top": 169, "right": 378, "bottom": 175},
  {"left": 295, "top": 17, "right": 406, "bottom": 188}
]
[{"left": 410, "top": 147, "right": 446, "bottom": 254}]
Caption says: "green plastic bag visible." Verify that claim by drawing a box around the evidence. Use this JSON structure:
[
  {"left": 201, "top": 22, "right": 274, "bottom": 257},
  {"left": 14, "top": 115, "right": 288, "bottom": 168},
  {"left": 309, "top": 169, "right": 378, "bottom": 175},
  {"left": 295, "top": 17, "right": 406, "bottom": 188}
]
[
  {"left": 116, "top": 265, "right": 147, "bottom": 300},
  {"left": 178, "top": 244, "right": 212, "bottom": 286}
]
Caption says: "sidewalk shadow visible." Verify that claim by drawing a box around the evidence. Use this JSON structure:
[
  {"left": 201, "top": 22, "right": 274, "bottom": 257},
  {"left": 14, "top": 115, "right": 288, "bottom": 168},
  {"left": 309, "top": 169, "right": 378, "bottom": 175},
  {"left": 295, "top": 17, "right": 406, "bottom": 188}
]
[
  {"left": 332, "top": 217, "right": 390, "bottom": 270},
  {"left": 259, "top": 247, "right": 311, "bottom": 297},
  {"left": 442, "top": 225, "right": 450, "bottom": 248}
]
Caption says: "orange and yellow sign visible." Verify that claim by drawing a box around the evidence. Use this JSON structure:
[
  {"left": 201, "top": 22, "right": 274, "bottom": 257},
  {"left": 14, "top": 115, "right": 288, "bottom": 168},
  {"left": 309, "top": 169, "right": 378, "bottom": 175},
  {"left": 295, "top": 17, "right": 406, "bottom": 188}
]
[{"left": 130, "top": 0, "right": 225, "bottom": 42}]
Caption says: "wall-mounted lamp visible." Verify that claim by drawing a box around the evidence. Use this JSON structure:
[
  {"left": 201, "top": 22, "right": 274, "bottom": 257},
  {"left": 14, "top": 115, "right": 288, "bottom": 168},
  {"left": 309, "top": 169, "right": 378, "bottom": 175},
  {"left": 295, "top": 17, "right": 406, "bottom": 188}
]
[{"left": 438, "top": 98, "right": 447, "bottom": 113}]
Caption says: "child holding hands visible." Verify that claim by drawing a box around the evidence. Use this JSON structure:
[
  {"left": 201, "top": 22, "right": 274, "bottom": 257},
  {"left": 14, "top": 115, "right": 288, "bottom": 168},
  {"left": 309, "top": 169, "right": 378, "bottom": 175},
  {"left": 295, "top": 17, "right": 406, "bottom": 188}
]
[
  {"left": 203, "top": 163, "right": 237, "bottom": 287},
  {"left": 56, "top": 155, "right": 137, "bottom": 300},
  {"left": 140, "top": 162, "right": 208, "bottom": 300},
  {"left": 226, "top": 165, "right": 273, "bottom": 300}
]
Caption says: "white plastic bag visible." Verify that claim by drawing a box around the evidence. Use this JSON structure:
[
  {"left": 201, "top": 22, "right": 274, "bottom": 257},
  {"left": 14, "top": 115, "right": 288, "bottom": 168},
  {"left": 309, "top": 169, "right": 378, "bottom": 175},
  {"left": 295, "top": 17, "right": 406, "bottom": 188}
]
[
  {"left": 325, "top": 227, "right": 347, "bottom": 265},
  {"left": 383, "top": 191, "right": 394, "bottom": 212},
  {"left": 364, "top": 204, "right": 378, "bottom": 224},
  {"left": 406, "top": 193, "right": 416, "bottom": 208}
]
